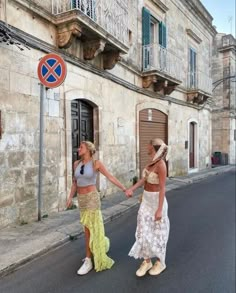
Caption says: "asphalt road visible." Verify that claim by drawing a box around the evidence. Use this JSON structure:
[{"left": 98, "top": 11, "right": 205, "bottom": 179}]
[{"left": 0, "top": 171, "right": 235, "bottom": 293}]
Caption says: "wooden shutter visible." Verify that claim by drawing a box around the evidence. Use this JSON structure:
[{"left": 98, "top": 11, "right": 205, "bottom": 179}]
[
  {"left": 190, "top": 48, "right": 196, "bottom": 72},
  {"left": 189, "top": 48, "right": 197, "bottom": 87},
  {"left": 142, "top": 7, "right": 151, "bottom": 45},
  {"left": 142, "top": 7, "right": 151, "bottom": 70},
  {"left": 159, "top": 22, "right": 167, "bottom": 48}
]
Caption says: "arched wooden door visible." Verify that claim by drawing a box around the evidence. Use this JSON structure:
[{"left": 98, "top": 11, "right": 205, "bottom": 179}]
[
  {"left": 139, "top": 109, "right": 168, "bottom": 174},
  {"left": 71, "top": 100, "right": 94, "bottom": 163}
]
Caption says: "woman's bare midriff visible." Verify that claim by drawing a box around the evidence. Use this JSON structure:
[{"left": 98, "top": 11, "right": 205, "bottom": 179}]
[
  {"left": 77, "top": 185, "right": 97, "bottom": 195},
  {"left": 144, "top": 182, "right": 160, "bottom": 192}
]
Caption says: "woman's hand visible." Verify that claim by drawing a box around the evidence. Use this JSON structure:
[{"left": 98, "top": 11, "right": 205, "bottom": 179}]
[
  {"left": 66, "top": 197, "right": 73, "bottom": 209},
  {"left": 125, "top": 189, "right": 133, "bottom": 198},
  {"left": 155, "top": 209, "right": 162, "bottom": 221}
]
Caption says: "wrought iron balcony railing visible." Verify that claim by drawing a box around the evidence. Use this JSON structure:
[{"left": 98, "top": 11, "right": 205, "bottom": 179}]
[
  {"left": 187, "top": 70, "right": 212, "bottom": 95},
  {"left": 52, "top": 0, "right": 129, "bottom": 46},
  {"left": 142, "top": 43, "right": 182, "bottom": 82}
]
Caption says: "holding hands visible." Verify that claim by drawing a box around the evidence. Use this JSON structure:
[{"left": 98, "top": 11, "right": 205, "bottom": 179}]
[{"left": 125, "top": 188, "right": 133, "bottom": 198}]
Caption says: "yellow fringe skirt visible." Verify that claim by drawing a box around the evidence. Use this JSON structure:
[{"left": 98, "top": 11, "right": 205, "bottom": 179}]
[{"left": 77, "top": 190, "right": 114, "bottom": 272}]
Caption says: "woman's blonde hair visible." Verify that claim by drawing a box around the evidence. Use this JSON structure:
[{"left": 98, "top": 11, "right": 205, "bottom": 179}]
[
  {"left": 150, "top": 138, "right": 164, "bottom": 147},
  {"left": 81, "top": 141, "right": 96, "bottom": 157}
]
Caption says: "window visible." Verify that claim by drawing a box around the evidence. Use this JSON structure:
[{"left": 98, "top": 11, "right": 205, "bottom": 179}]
[
  {"left": 142, "top": 7, "right": 167, "bottom": 70},
  {"left": 142, "top": 7, "right": 166, "bottom": 47}
]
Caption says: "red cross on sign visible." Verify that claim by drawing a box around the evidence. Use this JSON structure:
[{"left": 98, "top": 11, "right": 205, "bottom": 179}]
[{"left": 37, "top": 53, "right": 67, "bottom": 88}]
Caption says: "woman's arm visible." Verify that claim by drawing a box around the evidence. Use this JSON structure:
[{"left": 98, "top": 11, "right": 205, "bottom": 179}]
[
  {"left": 66, "top": 161, "right": 79, "bottom": 208},
  {"left": 128, "top": 178, "right": 145, "bottom": 192},
  {"left": 96, "top": 160, "right": 126, "bottom": 192},
  {"left": 155, "top": 160, "right": 167, "bottom": 220}
]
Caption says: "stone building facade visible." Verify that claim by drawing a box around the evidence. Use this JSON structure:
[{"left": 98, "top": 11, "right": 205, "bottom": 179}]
[
  {"left": 212, "top": 33, "right": 236, "bottom": 164},
  {"left": 0, "top": 0, "right": 216, "bottom": 227}
]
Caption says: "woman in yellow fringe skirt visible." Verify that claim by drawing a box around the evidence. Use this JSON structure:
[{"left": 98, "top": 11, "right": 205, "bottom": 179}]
[{"left": 67, "top": 141, "right": 127, "bottom": 275}]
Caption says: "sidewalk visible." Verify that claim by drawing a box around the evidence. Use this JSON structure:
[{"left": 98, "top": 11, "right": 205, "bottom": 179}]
[{"left": 0, "top": 165, "right": 234, "bottom": 277}]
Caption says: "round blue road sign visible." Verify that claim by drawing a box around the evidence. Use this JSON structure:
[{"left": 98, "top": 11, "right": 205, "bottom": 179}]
[{"left": 37, "top": 53, "right": 67, "bottom": 88}]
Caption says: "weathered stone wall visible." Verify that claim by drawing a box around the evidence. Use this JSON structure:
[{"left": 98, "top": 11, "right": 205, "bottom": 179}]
[
  {"left": 0, "top": 43, "right": 65, "bottom": 226},
  {"left": 0, "top": 0, "right": 215, "bottom": 227},
  {"left": 212, "top": 33, "right": 236, "bottom": 164}
]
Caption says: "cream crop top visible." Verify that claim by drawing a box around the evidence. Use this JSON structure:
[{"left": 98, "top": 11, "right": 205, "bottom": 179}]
[{"left": 142, "top": 168, "right": 159, "bottom": 184}]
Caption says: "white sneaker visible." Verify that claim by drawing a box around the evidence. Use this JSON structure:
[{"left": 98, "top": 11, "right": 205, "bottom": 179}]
[
  {"left": 136, "top": 260, "right": 153, "bottom": 277},
  {"left": 77, "top": 257, "right": 93, "bottom": 275}
]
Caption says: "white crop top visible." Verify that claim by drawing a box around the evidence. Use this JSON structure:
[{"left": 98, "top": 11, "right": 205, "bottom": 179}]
[{"left": 74, "top": 160, "right": 97, "bottom": 187}]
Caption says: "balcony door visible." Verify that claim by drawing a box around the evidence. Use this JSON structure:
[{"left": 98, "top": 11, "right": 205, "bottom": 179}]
[{"left": 142, "top": 7, "right": 167, "bottom": 71}]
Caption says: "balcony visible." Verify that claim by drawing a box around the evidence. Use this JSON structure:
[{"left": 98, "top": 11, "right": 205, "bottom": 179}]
[
  {"left": 187, "top": 71, "right": 212, "bottom": 104},
  {"left": 142, "top": 43, "right": 182, "bottom": 95},
  {"left": 52, "top": 0, "right": 129, "bottom": 69}
]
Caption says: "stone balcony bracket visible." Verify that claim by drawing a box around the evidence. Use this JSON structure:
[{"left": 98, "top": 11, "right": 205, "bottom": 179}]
[
  {"left": 142, "top": 75, "right": 158, "bottom": 88},
  {"left": 83, "top": 39, "right": 106, "bottom": 60},
  {"left": 57, "top": 21, "right": 82, "bottom": 49},
  {"left": 103, "top": 51, "right": 121, "bottom": 70},
  {"left": 187, "top": 91, "right": 212, "bottom": 105},
  {"left": 142, "top": 74, "right": 179, "bottom": 95},
  {"left": 54, "top": 11, "right": 129, "bottom": 54}
]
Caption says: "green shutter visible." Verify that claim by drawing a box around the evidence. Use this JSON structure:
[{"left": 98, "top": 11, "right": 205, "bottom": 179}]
[
  {"left": 142, "top": 7, "right": 151, "bottom": 45},
  {"left": 189, "top": 48, "right": 197, "bottom": 87},
  {"left": 159, "top": 22, "right": 163, "bottom": 46},
  {"left": 159, "top": 22, "right": 167, "bottom": 48},
  {"left": 163, "top": 23, "right": 167, "bottom": 48}
]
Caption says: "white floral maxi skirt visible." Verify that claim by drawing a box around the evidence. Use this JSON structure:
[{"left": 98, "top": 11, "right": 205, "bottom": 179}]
[{"left": 128, "top": 190, "right": 170, "bottom": 266}]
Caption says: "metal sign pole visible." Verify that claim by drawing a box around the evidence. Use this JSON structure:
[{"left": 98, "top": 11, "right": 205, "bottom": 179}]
[
  {"left": 37, "top": 53, "right": 67, "bottom": 221},
  {"left": 38, "top": 84, "right": 44, "bottom": 221}
]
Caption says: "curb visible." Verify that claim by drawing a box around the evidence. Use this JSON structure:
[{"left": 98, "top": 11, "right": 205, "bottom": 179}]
[
  {"left": 0, "top": 198, "right": 140, "bottom": 278},
  {"left": 0, "top": 166, "right": 234, "bottom": 278}
]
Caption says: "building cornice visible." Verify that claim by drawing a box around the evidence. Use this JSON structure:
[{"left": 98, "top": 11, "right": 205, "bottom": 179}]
[
  {"left": 178, "top": 0, "right": 217, "bottom": 36},
  {"left": 150, "top": 0, "right": 169, "bottom": 13},
  {"left": 0, "top": 21, "right": 30, "bottom": 49},
  {"left": 218, "top": 45, "right": 236, "bottom": 53}
]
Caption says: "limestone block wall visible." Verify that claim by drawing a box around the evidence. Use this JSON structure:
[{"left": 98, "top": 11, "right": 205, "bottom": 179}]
[
  {"left": 6, "top": 0, "right": 56, "bottom": 46},
  {"left": 167, "top": 103, "right": 212, "bottom": 176},
  {"left": 0, "top": 43, "right": 64, "bottom": 226},
  {"left": 212, "top": 33, "right": 236, "bottom": 164}
]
